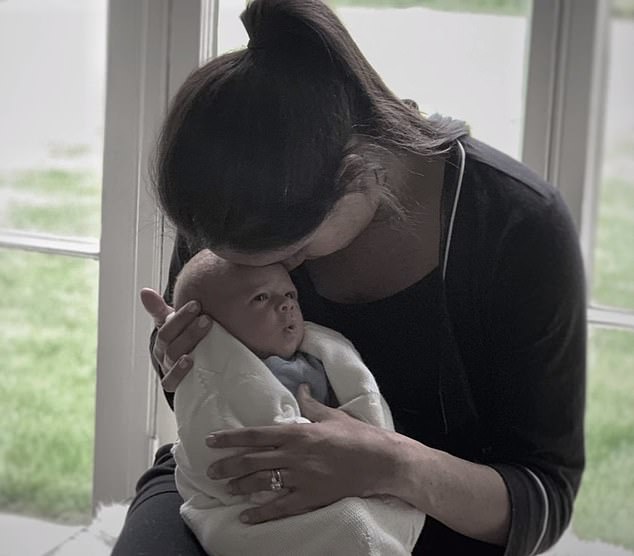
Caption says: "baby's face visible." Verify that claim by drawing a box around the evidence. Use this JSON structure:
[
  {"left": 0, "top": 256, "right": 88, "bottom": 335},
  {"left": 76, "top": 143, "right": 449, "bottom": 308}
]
[{"left": 209, "top": 264, "right": 305, "bottom": 359}]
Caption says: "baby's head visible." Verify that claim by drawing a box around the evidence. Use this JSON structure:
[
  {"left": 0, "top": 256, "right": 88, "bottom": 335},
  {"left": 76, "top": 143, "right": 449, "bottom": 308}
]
[{"left": 173, "top": 249, "right": 304, "bottom": 359}]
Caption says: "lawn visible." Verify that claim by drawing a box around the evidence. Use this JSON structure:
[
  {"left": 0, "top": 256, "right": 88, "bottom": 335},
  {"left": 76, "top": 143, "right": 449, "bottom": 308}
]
[
  {"left": 328, "top": 0, "right": 530, "bottom": 15},
  {"left": 0, "top": 249, "right": 98, "bottom": 524},
  {"left": 0, "top": 168, "right": 100, "bottom": 524},
  {"left": 328, "top": 0, "right": 634, "bottom": 18}
]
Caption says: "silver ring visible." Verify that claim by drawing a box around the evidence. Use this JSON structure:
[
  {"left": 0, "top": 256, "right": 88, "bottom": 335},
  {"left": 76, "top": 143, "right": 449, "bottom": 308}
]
[{"left": 270, "top": 469, "right": 283, "bottom": 491}]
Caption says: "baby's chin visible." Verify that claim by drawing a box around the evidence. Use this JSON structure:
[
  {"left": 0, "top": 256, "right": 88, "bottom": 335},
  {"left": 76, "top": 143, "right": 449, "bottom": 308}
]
[{"left": 276, "top": 331, "right": 305, "bottom": 360}]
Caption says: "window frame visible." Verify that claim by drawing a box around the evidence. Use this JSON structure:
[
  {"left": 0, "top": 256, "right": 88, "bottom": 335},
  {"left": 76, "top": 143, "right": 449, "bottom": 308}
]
[
  {"left": 93, "top": 0, "right": 211, "bottom": 506},
  {"left": 92, "top": 0, "right": 633, "bottom": 507}
]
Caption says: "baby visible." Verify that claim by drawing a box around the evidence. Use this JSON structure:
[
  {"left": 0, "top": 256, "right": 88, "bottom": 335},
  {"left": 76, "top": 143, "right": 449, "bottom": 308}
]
[
  {"left": 170, "top": 249, "right": 425, "bottom": 556},
  {"left": 172, "top": 249, "right": 335, "bottom": 407}
]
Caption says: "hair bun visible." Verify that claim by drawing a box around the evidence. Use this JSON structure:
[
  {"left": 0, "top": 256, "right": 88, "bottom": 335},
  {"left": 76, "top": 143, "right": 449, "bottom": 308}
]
[{"left": 241, "top": 0, "right": 330, "bottom": 54}]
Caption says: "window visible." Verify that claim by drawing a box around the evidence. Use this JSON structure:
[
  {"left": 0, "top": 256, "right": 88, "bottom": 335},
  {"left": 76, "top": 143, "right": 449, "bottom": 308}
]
[
  {"left": 0, "top": 0, "right": 106, "bottom": 526},
  {"left": 329, "top": 0, "right": 532, "bottom": 158},
  {"left": 575, "top": 1, "right": 634, "bottom": 549}
]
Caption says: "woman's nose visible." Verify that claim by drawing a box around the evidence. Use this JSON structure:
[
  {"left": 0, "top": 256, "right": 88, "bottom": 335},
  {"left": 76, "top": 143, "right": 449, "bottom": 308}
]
[{"left": 281, "top": 253, "right": 305, "bottom": 271}]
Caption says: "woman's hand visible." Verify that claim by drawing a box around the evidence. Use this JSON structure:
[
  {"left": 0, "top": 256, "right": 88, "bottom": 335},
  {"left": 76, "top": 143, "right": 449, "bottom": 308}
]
[
  {"left": 140, "top": 288, "right": 213, "bottom": 391},
  {"left": 206, "top": 384, "right": 412, "bottom": 524}
]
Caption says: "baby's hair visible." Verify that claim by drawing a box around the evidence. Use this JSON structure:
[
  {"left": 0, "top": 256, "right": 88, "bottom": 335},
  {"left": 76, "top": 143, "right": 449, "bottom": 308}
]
[
  {"left": 152, "top": 0, "right": 469, "bottom": 252},
  {"left": 172, "top": 249, "right": 228, "bottom": 313}
]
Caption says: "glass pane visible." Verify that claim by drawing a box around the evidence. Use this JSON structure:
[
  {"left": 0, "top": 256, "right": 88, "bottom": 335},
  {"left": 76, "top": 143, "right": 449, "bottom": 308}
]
[
  {"left": 591, "top": 2, "right": 634, "bottom": 311},
  {"left": 572, "top": 326, "right": 634, "bottom": 551},
  {"left": 0, "top": 249, "right": 98, "bottom": 549},
  {"left": 218, "top": 0, "right": 249, "bottom": 54},
  {"left": 329, "top": 0, "right": 532, "bottom": 159},
  {"left": 215, "top": 0, "right": 532, "bottom": 159},
  {"left": 0, "top": 0, "right": 106, "bottom": 240}
]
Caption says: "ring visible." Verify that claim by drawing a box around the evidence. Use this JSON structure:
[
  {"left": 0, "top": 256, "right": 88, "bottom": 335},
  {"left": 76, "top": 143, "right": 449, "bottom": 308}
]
[{"left": 270, "top": 469, "right": 283, "bottom": 491}]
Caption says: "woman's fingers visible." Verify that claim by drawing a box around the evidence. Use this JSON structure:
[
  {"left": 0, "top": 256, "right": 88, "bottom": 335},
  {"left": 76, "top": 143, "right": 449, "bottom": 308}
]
[
  {"left": 161, "top": 355, "right": 193, "bottom": 392},
  {"left": 160, "top": 309, "right": 212, "bottom": 368},
  {"left": 157, "top": 306, "right": 213, "bottom": 390},
  {"left": 206, "top": 424, "right": 304, "bottom": 449},
  {"left": 297, "top": 383, "right": 341, "bottom": 422},
  {"left": 151, "top": 299, "right": 210, "bottom": 362},
  {"left": 227, "top": 468, "right": 293, "bottom": 496},
  {"left": 208, "top": 449, "right": 284, "bottom": 480},
  {"left": 140, "top": 287, "right": 213, "bottom": 391},
  {"left": 140, "top": 288, "right": 173, "bottom": 327}
]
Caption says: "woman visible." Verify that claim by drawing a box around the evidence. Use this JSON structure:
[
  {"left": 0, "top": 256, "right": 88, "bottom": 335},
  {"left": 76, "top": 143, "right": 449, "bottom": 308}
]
[{"left": 113, "top": 0, "right": 586, "bottom": 554}]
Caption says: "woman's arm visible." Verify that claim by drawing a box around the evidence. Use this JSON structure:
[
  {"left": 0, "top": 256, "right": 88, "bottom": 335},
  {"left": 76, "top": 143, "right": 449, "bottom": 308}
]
[
  {"left": 450, "top": 185, "right": 586, "bottom": 554},
  {"left": 485, "top": 196, "right": 585, "bottom": 555},
  {"left": 389, "top": 440, "right": 510, "bottom": 545}
]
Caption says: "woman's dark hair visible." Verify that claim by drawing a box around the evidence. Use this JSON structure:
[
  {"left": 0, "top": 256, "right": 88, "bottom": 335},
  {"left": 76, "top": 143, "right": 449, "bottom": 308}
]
[{"left": 153, "top": 0, "right": 469, "bottom": 253}]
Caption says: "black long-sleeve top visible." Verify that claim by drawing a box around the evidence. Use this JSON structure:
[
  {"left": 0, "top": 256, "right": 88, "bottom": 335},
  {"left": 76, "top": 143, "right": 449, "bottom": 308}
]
[{"left": 154, "top": 136, "right": 586, "bottom": 555}]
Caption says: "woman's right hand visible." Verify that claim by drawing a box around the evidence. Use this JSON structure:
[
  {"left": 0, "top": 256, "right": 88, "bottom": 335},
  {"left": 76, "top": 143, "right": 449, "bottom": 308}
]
[{"left": 140, "top": 288, "right": 213, "bottom": 392}]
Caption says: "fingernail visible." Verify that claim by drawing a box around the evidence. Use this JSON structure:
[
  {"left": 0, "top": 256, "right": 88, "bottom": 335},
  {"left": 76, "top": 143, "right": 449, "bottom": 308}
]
[
  {"left": 300, "top": 383, "right": 311, "bottom": 396},
  {"left": 206, "top": 435, "right": 216, "bottom": 446},
  {"left": 240, "top": 513, "right": 250, "bottom": 523},
  {"left": 198, "top": 315, "right": 211, "bottom": 328},
  {"left": 188, "top": 301, "right": 200, "bottom": 313},
  {"left": 178, "top": 357, "right": 190, "bottom": 368}
]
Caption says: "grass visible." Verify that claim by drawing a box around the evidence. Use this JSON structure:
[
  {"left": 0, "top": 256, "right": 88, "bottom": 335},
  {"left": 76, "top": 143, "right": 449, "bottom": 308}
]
[
  {"left": 0, "top": 167, "right": 100, "bottom": 523},
  {"left": 0, "top": 249, "right": 98, "bottom": 524},
  {"left": 328, "top": 0, "right": 531, "bottom": 16},
  {"left": 592, "top": 176, "right": 634, "bottom": 310},
  {"left": 573, "top": 328, "right": 634, "bottom": 549},
  {"left": 0, "top": 169, "right": 101, "bottom": 238},
  {"left": 328, "top": 0, "right": 634, "bottom": 18}
]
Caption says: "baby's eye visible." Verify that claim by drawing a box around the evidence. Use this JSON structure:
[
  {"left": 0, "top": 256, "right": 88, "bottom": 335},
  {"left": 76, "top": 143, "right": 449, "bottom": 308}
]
[
  {"left": 253, "top": 293, "right": 269, "bottom": 302},
  {"left": 285, "top": 291, "right": 297, "bottom": 300}
]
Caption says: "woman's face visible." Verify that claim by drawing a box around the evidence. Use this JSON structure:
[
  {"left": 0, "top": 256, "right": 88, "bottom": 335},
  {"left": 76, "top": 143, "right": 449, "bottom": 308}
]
[{"left": 216, "top": 190, "right": 380, "bottom": 270}]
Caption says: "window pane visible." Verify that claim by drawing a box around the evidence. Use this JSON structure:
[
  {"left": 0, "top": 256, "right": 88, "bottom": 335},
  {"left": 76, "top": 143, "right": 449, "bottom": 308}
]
[
  {"left": 0, "top": 250, "right": 98, "bottom": 527},
  {"left": 0, "top": 0, "right": 106, "bottom": 240},
  {"left": 215, "top": 0, "right": 532, "bottom": 159},
  {"left": 592, "top": 3, "right": 634, "bottom": 311},
  {"left": 218, "top": 0, "right": 249, "bottom": 54},
  {"left": 572, "top": 326, "right": 634, "bottom": 550},
  {"left": 329, "top": 0, "right": 532, "bottom": 158}
]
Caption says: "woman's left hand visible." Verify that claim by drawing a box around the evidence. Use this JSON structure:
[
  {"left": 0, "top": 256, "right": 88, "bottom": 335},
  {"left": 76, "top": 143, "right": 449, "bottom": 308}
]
[{"left": 205, "top": 384, "right": 408, "bottom": 524}]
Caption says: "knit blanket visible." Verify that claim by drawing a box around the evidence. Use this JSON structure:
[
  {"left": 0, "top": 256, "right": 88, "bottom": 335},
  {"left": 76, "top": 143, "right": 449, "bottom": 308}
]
[
  {"left": 172, "top": 321, "right": 425, "bottom": 556},
  {"left": 48, "top": 505, "right": 634, "bottom": 556}
]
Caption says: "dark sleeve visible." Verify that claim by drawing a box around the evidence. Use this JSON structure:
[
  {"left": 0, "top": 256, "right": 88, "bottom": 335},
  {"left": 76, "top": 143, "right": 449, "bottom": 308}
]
[
  {"left": 481, "top": 190, "right": 586, "bottom": 555},
  {"left": 149, "top": 233, "right": 193, "bottom": 410}
]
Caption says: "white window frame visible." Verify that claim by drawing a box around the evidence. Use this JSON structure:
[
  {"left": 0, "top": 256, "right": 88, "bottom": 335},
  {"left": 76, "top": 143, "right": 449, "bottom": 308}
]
[
  {"left": 92, "top": 0, "right": 632, "bottom": 506},
  {"left": 93, "top": 0, "right": 216, "bottom": 506},
  {"left": 523, "top": 0, "right": 634, "bottom": 332}
]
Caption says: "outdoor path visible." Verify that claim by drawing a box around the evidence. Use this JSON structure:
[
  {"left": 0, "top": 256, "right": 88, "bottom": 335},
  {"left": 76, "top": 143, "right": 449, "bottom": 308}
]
[{"left": 0, "top": 513, "right": 80, "bottom": 556}]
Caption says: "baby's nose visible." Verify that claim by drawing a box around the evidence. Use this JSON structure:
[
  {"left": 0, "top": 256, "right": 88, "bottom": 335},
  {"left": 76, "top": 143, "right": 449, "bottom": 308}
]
[{"left": 279, "top": 298, "right": 295, "bottom": 311}]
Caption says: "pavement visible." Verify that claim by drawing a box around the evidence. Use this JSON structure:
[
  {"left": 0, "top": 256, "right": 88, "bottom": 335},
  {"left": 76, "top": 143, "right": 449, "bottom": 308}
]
[{"left": 0, "top": 513, "right": 81, "bottom": 556}]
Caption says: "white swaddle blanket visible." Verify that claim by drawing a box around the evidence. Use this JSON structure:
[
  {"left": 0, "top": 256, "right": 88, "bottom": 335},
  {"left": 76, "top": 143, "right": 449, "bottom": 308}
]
[{"left": 172, "top": 321, "right": 425, "bottom": 556}]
